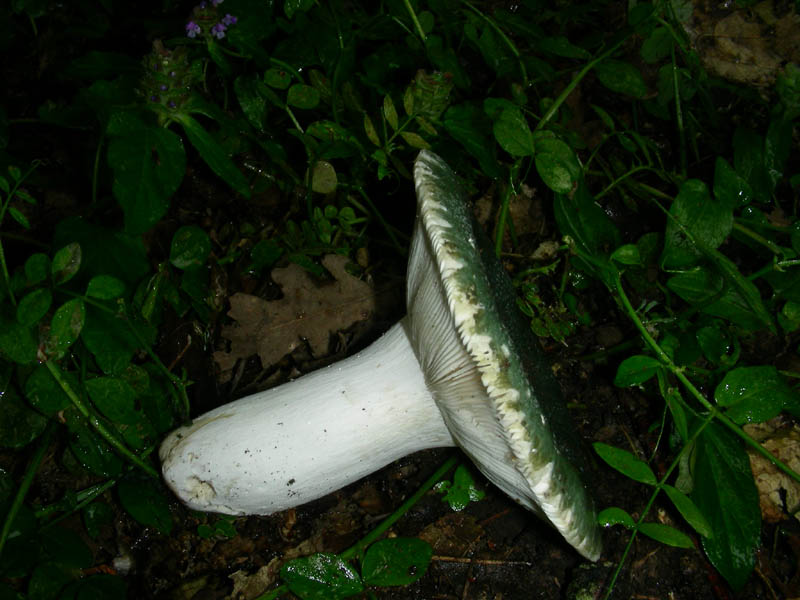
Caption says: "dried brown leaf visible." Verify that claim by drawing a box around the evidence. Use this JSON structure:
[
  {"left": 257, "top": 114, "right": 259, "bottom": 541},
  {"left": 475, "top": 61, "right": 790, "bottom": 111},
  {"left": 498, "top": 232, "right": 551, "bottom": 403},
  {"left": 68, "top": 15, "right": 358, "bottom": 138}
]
[{"left": 214, "top": 254, "right": 375, "bottom": 374}]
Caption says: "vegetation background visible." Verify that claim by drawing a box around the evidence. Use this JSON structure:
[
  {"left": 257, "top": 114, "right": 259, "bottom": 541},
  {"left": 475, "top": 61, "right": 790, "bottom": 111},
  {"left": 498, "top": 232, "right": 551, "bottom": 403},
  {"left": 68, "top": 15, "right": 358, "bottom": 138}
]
[{"left": 0, "top": 0, "right": 799, "bottom": 598}]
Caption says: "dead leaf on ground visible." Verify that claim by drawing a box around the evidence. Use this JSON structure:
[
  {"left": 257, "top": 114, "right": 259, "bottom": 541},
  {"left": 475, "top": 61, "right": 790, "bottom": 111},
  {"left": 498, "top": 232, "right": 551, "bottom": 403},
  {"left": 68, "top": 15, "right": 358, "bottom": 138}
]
[
  {"left": 745, "top": 419, "right": 800, "bottom": 523},
  {"left": 214, "top": 254, "right": 375, "bottom": 376},
  {"left": 685, "top": 0, "right": 800, "bottom": 88}
]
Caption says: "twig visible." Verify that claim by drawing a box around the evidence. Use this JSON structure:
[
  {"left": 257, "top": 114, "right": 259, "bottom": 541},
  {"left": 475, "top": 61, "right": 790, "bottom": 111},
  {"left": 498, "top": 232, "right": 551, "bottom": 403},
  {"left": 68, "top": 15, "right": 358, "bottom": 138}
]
[{"left": 432, "top": 555, "right": 533, "bottom": 567}]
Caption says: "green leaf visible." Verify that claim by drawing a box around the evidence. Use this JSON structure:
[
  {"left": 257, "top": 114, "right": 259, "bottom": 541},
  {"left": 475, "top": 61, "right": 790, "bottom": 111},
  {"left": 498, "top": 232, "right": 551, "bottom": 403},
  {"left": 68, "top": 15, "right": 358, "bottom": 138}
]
[
  {"left": 594, "top": 59, "right": 647, "bottom": 98},
  {"left": 174, "top": 113, "right": 251, "bottom": 199},
  {"left": 661, "top": 179, "right": 732, "bottom": 270},
  {"left": 17, "top": 288, "right": 52, "bottom": 326},
  {"left": 8, "top": 207, "right": 30, "bottom": 229},
  {"left": 284, "top": 0, "right": 314, "bottom": 19},
  {"left": 492, "top": 107, "right": 534, "bottom": 157},
  {"left": 668, "top": 278, "right": 761, "bottom": 331},
  {"left": 715, "top": 366, "right": 799, "bottom": 424},
  {"left": 713, "top": 157, "right": 752, "bottom": 208},
  {"left": 64, "top": 412, "right": 123, "bottom": 477},
  {"left": 81, "top": 307, "right": 149, "bottom": 375},
  {"left": 107, "top": 124, "right": 186, "bottom": 234},
  {"left": 593, "top": 442, "right": 657, "bottom": 485},
  {"left": 399, "top": 131, "right": 430, "bottom": 150},
  {"left": 435, "top": 465, "right": 485, "bottom": 511},
  {"left": 281, "top": 553, "right": 364, "bottom": 600},
  {"left": 54, "top": 217, "right": 150, "bottom": 287},
  {"left": 0, "top": 316, "right": 37, "bottom": 364},
  {"left": 86, "top": 377, "right": 140, "bottom": 424},
  {"left": 52, "top": 242, "right": 82, "bottom": 284},
  {"left": 533, "top": 135, "right": 581, "bottom": 194},
  {"left": 309, "top": 161, "right": 337, "bottom": 194},
  {"left": 665, "top": 388, "right": 689, "bottom": 442},
  {"left": 733, "top": 127, "right": 772, "bottom": 203},
  {"left": 537, "top": 35, "right": 591, "bottom": 59},
  {"left": 0, "top": 389, "right": 47, "bottom": 448},
  {"left": 170, "top": 225, "right": 211, "bottom": 270},
  {"left": 14, "top": 189, "right": 36, "bottom": 205},
  {"left": 443, "top": 103, "right": 501, "bottom": 178},
  {"left": 25, "top": 365, "right": 72, "bottom": 415},
  {"left": 614, "top": 355, "right": 662, "bottom": 386},
  {"left": 638, "top": 523, "right": 693, "bottom": 548},
  {"left": 597, "top": 506, "right": 635, "bottom": 528},
  {"left": 404, "top": 70, "right": 453, "bottom": 120},
  {"left": 117, "top": 478, "right": 173, "bottom": 535},
  {"left": 696, "top": 325, "right": 736, "bottom": 366},
  {"left": 692, "top": 424, "right": 760, "bottom": 590},
  {"left": 662, "top": 484, "right": 712, "bottom": 538},
  {"left": 710, "top": 250, "right": 774, "bottom": 332},
  {"left": 46, "top": 298, "right": 85, "bottom": 359},
  {"left": 287, "top": 84, "right": 320, "bottom": 109},
  {"left": 611, "top": 244, "right": 642, "bottom": 266},
  {"left": 383, "top": 95, "right": 398, "bottom": 131},
  {"left": 554, "top": 183, "right": 620, "bottom": 285},
  {"left": 765, "top": 118, "right": 791, "bottom": 189},
  {"left": 24, "top": 253, "right": 50, "bottom": 285},
  {"left": 248, "top": 239, "right": 283, "bottom": 274},
  {"left": 640, "top": 26, "right": 673, "bottom": 64},
  {"left": 234, "top": 74, "right": 269, "bottom": 131},
  {"left": 363, "top": 114, "right": 380, "bottom": 147},
  {"left": 264, "top": 67, "right": 292, "bottom": 90},
  {"left": 86, "top": 275, "right": 126, "bottom": 300},
  {"left": 362, "top": 538, "right": 432, "bottom": 587}
]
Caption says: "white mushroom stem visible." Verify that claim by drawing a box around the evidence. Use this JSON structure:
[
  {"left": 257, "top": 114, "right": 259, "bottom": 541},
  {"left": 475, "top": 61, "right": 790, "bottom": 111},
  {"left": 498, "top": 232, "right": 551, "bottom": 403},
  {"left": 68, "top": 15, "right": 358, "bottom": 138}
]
[{"left": 159, "top": 319, "right": 455, "bottom": 515}]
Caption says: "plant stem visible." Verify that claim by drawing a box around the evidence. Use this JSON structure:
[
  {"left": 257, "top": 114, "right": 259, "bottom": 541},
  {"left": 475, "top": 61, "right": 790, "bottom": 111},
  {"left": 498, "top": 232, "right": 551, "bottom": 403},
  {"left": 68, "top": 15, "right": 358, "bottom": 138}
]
[
  {"left": 494, "top": 161, "right": 521, "bottom": 257},
  {"left": 341, "top": 455, "right": 459, "bottom": 561},
  {"left": 537, "top": 35, "right": 628, "bottom": 131},
  {"left": 671, "top": 45, "right": 687, "bottom": 178},
  {"left": 256, "top": 454, "right": 459, "bottom": 600},
  {"left": 402, "top": 0, "right": 427, "bottom": 43},
  {"left": 614, "top": 272, "right": 800, "bottom": 485},
  {"left": 733, "top": 222, "right": 786, "bottom": 257},
  {"left": 0, "top": 161, "right": 41, "bottom": 306},
  {"left": 602, "top": 411, "right": 715, "bottom": 599},
  {"left": 44, "top": 361, "right": 159, "bottom": 478},
  {"left": 460, "top": 0, "right": 527, "bottom": 85},
  {"left": 0, "top": 423, "right": 56, "bottom": 560}
]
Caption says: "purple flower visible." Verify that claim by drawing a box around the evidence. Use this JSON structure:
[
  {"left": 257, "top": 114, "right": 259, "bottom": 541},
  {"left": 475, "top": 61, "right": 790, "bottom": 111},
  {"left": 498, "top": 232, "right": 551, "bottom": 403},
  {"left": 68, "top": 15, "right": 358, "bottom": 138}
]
[
  {"left": 168, "top": 101, "right": 177, "bottom": 109},
  {"left": 186, "top": 21, "right": 201, "bottom": 38},
  {"left": 211, "top": 23, "right": 226, "bottom": 39},
  {"left": 212, "top": 0, "right": 224, "bottom": 6},
  {"left": 169, "top": 71, "right": 177, "bottom": 78},
  {"left": 198, "top": 1, "right": 207, "bottom": 8},
  {"left": 222, "top": 13, "right": 237, "bottom": 26},
  {"left": 150, "top": 95, "right": 160, "bottom": 103},
  {"left": 159, "top": 84, "right": 168, "bottom": 91}
]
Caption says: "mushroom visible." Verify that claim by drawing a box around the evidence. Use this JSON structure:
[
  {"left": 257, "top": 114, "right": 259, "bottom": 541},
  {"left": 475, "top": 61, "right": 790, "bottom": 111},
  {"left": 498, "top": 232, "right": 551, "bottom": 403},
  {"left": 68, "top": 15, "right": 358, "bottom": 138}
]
[{"left": 159, "top": 150, "right": 602, "bottom": 560}]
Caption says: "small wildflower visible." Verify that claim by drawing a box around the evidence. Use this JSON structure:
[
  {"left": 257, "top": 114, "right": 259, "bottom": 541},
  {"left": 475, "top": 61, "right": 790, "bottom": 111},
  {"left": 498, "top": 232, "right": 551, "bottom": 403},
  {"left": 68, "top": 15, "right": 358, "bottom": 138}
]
[
  {"left": 159, "top": 84, "right": 168, "bottom": 91},
  {"left": 199, "top": 1, "right": 207, "bottom": 8},
  {"left": 221, "top": 13, "right": 237, "bottom": 26},
  {"left": 169, "top": 71, "right": 177, "bottom": 78},
  {"left": 210, "top": 23, "right": 226, "bottom": 39},
  {"left": 150, "top": 95, "right": 159, "bottom": 103},
  {"left": 212, "top": 0, "right": 224, "bottom": 6},
  {"left": 168, "top": 101, "right": 177, "bottom": 109},
  {"left": 185, "top": 21, "right": 201, "bottom": 38}
]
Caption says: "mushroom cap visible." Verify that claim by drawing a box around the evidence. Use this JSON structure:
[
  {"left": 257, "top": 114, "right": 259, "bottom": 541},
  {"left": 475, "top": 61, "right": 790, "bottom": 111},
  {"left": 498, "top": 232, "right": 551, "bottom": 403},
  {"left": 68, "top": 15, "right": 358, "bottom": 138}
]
[{"left": 408, "top": 150, "right": 601, "bottom": 561}]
